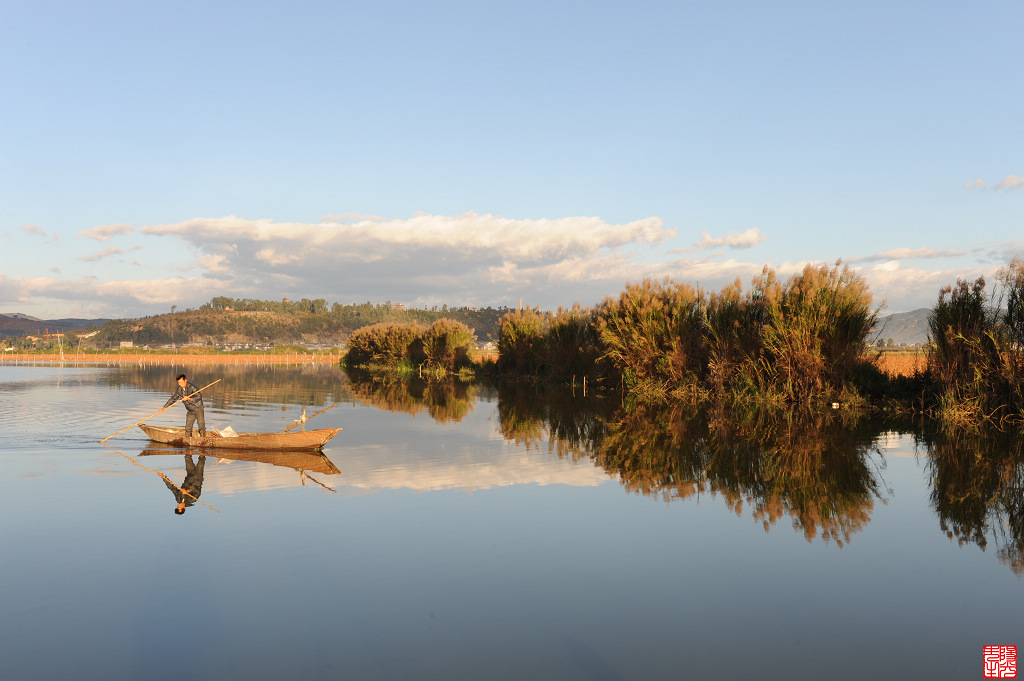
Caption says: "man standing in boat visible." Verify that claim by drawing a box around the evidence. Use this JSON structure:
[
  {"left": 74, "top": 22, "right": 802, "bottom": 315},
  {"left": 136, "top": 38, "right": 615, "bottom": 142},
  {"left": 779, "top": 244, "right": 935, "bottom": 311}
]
[{"left": 164, "top": 373, "right": 207, "bottom": 438}]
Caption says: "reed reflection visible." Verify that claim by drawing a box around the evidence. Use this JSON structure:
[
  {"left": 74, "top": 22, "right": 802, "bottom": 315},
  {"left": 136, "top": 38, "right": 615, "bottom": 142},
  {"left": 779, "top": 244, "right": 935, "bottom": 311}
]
[
  {"left": 496, "top": 382, "right": 610, "bottom": 459},
  {"left": 495, "top": 382, "right": 887, "bottom": 546},
  {"left": 103, "top": 364, "right": 353, "bottom": 411},
  {"left": 600, "top": 405, "right": 887, "bottom": 546},
  {"left": 115, "top": 367, "right": 1024, "bottom": 566},
  {"left": 346, "top": 373, "right": 479, "bottom": 423},
  {"left": 923, "top": 425, "right": 1024, "bottom": 575}
]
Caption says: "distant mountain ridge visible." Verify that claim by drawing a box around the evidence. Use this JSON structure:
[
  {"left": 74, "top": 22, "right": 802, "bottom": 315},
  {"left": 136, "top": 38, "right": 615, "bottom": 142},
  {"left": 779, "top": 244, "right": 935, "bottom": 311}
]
[
  {"left": 0, "top": 313, "right": 109, "bottom": 338},
  {"left": 872, "top": 308, "right": 930, "bottom": 346},
  {"left": 3, "top": 308, "right": 935, "bottom": 346}
]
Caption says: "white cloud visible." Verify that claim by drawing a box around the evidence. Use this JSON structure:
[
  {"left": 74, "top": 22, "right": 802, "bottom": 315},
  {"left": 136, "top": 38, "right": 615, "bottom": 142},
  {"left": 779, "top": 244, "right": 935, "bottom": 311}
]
[
  {"left": 853, "top": 261, "right": 991, "bottom": 312},
  {"left": 140, "top": 212, "right": 672, "bottom": 264},
  {"left": 867, "top": 270, "right": 944, "bottom": 310},
  {"left": 963, "top": 175, "right": 1024, "bottom": 191},
  {"left": 995, "top": 175, "right": 1024, "bottom": 191},
  {"left": 80, "top": 245, "right": 142, "bottom": 262},
  {"left": 18, "top": 224, "right": 59, "bottom": 244},
  {"left": 690, "top": 227, "right": 766, "bottom": 251},
  {"left": 981, "top": 243, "right": 1024, "bottom": 265},
  {"left": 487, "top": 261, "right": 524, "bottom": 284},
  {"left": 11, "top": 209, "right": 1023, "bottom": 320},
  {"left": 847, "top": 247, "right": 967, "bottom": 263},
  {"left": 140, "top": 212, "right": 677, "bottom": 311},
  {"left": 0, "top": 273, "right": 228, "bottom": 313},
  {"left": 77, "top": 223, "right": 134, "bottom": 241},
  {"left": 254, "top": 248, "right": 302, "bottom": 267},
  {"left": 88, "top": 277, "right": 226, "bottom": 305},
  {"left": 198, "top": 254, "right": 230, "bottom": 273}
]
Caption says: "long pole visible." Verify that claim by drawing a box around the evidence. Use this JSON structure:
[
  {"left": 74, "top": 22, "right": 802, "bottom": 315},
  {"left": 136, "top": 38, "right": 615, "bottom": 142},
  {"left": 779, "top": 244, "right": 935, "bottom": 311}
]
[
  {"left": 100, "top": 378, "right": 222, "bottom": 443},
  {"left": 101, "top": 445, "right": 221, "bottom": 513}
]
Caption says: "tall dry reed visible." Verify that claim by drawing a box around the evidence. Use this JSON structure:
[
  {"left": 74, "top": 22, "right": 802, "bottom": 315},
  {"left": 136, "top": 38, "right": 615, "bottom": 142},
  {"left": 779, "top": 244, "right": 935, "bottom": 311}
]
[
  {"left": 749, "top": 262, "right": 878, "bottom": 407},
  {"left": 493, "top": 262, "right": 880, "bottom": 410},
  {"left": 421, "top": 318, "right": 475, "bottom": 372},
  {"left": 927, "top": 258, "right": 1024, "bottom": 424},
  {"left": 344, "top": 322, "right": 423, "bottom": 371},
  {"left": 496, "top": 308, "right": 549, "bottom": 375},
  {"left": 594, "top": 278, "right": 707, "bottom": 401}
]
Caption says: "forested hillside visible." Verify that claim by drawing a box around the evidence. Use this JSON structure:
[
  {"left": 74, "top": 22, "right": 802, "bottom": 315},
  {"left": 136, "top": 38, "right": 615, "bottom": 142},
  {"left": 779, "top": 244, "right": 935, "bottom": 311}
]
[
  {"left": 0, "top": 312, "right": 109, "bottom": 338},
  {"left": 83, "top": 298, "right": 511, "bottom": 348}
]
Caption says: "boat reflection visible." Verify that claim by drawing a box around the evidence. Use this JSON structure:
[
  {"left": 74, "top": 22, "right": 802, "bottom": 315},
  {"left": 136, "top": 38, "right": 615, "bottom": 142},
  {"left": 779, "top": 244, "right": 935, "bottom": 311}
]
[
  {"left": 140, "top": 441, "right": 341, "bottom": 474},
  {"left": 139, "top": 442, "right": 342, "bottom": 497}
]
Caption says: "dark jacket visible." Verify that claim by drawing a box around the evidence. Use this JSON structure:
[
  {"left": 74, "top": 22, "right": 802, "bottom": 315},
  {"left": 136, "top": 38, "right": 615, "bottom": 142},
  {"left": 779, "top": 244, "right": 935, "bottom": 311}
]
[
  {"left": 164, "top": 381, "right": 205, "bottom": 413},
  {"left": 164, "top": 455, "right": 206, "bottom": 506}
]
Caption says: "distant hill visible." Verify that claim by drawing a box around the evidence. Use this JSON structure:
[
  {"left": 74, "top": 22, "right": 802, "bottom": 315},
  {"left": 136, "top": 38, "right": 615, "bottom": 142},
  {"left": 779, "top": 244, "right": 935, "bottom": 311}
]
[
  {"left": 4, "top": 300, "right": 514, "bottom": 348},
  {"left": 872, "top": 308, "right": 930, "bottom": 346},
  {"left": 0, "top": 313, "right": 110, "bottom": 338},
  {"left": 72, "top": 301, "right": 512, "bottom": 349},
  {"left": 5, "top": 305, "right": 936, "bottom": 347}
]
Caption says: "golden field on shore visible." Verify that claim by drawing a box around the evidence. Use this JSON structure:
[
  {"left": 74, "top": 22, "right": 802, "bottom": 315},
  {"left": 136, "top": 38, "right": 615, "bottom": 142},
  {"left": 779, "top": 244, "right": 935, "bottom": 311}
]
[
  {"left": 0, "top": 352, "right": 343, "bottom": 365},
  {"left": 4, "top": 349, "right": 920, "bottom": 375},
  {"left": 873, "top": 351, "right": 927, "bottom": 377}
]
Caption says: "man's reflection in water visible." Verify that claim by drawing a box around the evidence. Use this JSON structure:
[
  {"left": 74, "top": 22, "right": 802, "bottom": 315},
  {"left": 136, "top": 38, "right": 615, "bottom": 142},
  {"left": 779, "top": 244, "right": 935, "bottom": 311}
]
[{"left": 166, "top": 454, "right": 206, "bottom": 515}]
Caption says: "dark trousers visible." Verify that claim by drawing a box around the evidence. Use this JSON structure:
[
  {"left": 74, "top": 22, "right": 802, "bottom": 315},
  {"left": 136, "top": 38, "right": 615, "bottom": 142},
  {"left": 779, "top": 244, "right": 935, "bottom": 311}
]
[{"left": 185, "top": 408, "right": 207, "bottom": 437}]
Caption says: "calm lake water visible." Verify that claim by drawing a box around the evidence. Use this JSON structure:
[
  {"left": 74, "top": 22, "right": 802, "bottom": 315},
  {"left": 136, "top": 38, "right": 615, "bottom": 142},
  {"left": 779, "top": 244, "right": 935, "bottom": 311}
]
[{"left": 1, "top": 364, "right": 1021, "bottom": 680}]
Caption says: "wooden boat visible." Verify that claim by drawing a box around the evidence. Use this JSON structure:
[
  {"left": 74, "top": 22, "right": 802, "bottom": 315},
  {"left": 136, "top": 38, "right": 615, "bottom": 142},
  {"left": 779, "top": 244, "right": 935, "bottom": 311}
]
[
  {"left": 138, "top": 443, "right": 341, "bottom": 475},
  {"left": 138, "top": 423, "right": 341, "bottom": 451}
]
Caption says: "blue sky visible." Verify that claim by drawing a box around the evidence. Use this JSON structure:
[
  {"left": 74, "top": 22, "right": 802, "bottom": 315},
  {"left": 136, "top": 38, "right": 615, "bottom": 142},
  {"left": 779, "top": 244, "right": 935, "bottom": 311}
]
[{"left": 1, "top": 0, "right": 1021, "bottom": 319}]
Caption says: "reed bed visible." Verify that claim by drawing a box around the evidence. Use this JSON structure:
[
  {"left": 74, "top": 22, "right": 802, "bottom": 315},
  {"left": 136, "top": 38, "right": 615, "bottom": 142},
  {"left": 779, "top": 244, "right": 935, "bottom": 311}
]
[
  {"left": 926, "top": 258, "right": 1024, "bottom": 425},
  {"left": 486, "top": 257, "right": 1024, "bottom": 424},
  {"left": 493, "top": 262, "right": 879, "bottom": 410},
  {"left": 342, "top": 319, "right": 476, "bottom": 377}
]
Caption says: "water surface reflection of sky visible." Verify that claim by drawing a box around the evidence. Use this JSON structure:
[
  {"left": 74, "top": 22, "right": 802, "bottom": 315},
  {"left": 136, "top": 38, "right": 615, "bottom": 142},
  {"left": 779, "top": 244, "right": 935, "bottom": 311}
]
[{"left": 1, "top": 364, "right": 1021, "bottom": 681}]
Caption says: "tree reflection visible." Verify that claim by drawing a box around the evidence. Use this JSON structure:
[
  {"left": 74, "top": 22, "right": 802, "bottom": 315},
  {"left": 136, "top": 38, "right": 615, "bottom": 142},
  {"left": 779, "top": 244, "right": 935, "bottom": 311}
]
[
  {"left": 495, "top": 382, "right": 610, "bottom": 460},
  {"left": 107, "top": 364, "right": 354, "bottom": 410},
  {"left": 598, "top": 404, "right": 887, "bottom": 547},
  {"left": 493, "top": 384, "right": 1024, "bottom": 565},
  {"left": 109, "top": 366, "right": 1024, "bottom": 566},
  {"left": 495, "top": 384, "right": 888, "bottom": 547},
  {"left": 347, "top": 373, "right": 477, "bottom": 423},
  {"left": 923, "top": 425, "right": 1024, "bottom": 575}
]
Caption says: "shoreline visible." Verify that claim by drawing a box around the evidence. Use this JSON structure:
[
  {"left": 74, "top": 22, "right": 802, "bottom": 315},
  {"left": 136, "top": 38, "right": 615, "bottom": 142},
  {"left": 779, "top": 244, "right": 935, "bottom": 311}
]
[
  {"left": 1, "top": 350, "right": 920, "bottom": 375},
  {"left": 0, "top": 352, "right": 343, "bottom": 365}
]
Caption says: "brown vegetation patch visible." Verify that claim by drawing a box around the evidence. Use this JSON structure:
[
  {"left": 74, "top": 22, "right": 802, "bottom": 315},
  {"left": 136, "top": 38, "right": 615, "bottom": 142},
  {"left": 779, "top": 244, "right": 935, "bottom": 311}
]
[{"left": 874, "top": 352, "right": 927, "bottom": 377}]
